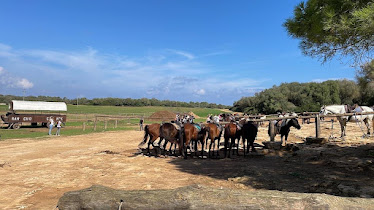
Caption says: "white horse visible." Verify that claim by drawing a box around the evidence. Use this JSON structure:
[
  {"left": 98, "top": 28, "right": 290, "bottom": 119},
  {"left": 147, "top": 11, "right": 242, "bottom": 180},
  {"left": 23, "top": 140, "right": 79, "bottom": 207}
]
[{"left": 320, "top": 105, "right": 374, "bottom": 137}]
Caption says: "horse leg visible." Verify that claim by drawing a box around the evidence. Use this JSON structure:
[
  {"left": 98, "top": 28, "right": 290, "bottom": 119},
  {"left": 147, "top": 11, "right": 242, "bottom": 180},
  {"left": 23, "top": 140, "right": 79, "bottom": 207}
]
[
  {"left": 168, "top": 142, "right": 173, "bottom": 156},
  {"left": 157, "top": 137, "right": 163, "bottom": 154},
  {"left": 216, "top": 138, "right": 220, "bottom": 158},
  {"left": 194, "top": 140, "right": 198, "bottom": 157},
  {"left": 184, "top": 141, "right": 188, "bottom": 159},
  {"left": 208, "top": 138, "right": 213, "bottom": 158},
  {"left": 250, "top": 138, "right": 256, "bottom": 152},
  {"left": 243, "top": 137, "right": 246, "bottom": 156},
  {"left": 228, "top": 137, "right": 234, "bottom": 158},
  {"left": 212, "top": 140, "right": 216, "bottom": 158},
  {"left": 224, "top": 137, "right": 228, "bottom": 158},
  {"left": 150, "top": 139, "right": 159, "bottom": 157},
  {"left": 339, "top": 118, "right": 347, "bottom": 137},
  {"left": 163, "top": 141, "right": 168, "bottom": 156},
  {"left": 147, "top": 139, "right": 152, "bottom": 156},
  {"left": 284, "top": 132, "right": 289, "bottom": 146},
  {"left": 201, "top": 140, "right": 205, "bottom": 158},
  {"left": 157, "top": 138, "right": 163, "bottom": 148},
  {"left": 280, "top": 135, "right": 284, "bottom": 146},
  {"left": 236, "top": 137, "right": 240, "bottom": 156},
  {"left": 364, "top": 118, "right": 370, "bottom": 135}
]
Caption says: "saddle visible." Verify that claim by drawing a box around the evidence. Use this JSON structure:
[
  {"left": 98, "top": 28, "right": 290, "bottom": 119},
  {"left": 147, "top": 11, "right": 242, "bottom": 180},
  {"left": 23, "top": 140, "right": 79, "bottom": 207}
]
[
  {"left": 193, "top": 124, "right": 201, "bottom": 132},
  {"left": 235, "top": 121, "right": 243, "bottom": 130},
  {"left": 272, "top": 120, "right": 282, "bottom": 133},
  {"left": 170, "top": 122, "right": 181, "bottom": 131},
  {"left": 214, "top": 123, "right": 222, "bottom": 132}
]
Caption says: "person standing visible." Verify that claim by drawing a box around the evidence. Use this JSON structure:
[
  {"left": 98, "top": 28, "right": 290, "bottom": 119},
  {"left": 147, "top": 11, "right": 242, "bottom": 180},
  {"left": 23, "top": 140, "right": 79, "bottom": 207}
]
[
  {"left": 48, "top": 118, "right": 54, "bottom": 135},
  {"left": 139, "top": 118, "right": 144, "bottom": 131},
  {"left": 56, "top": 120, "right": 62, "bottom": 136}
]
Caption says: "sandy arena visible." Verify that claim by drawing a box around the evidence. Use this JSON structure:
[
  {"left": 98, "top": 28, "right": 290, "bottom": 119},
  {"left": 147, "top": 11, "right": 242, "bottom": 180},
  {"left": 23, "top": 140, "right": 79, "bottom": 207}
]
[{"left": 0, "top": 120, "right": 373, "bottom": 209}]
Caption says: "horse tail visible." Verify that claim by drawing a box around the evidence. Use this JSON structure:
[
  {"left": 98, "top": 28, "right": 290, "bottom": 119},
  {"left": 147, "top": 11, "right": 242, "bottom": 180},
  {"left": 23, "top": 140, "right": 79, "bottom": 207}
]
[{"left": 138, "top": 125, "right": 149, "bottom": 147}]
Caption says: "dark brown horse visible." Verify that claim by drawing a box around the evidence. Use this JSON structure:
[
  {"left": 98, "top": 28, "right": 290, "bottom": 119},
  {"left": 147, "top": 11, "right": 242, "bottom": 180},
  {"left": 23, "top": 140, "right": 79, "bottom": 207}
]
[
  {"left": 160, "top": 123, "right": 183, "bottom": 156},
  {"left": 138, "top": 123, "right": 161, "bottom": 156},
  {"left": 241, "top": 121, "right": 258, "bottom": 155},
  {"left": 205, "top": 123, "right": 223, "bottom": 158},
  {"left": 224, "top": 122, "right": 241, "bottom": 158},
  {"left": 183, "top": 123, "right": 208, "bottom": 159}
]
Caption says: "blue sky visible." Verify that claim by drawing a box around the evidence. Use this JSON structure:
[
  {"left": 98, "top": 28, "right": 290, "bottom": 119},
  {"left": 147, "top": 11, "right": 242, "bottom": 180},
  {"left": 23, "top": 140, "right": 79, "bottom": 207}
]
[{"left": 0, "top": 0, "right": 356, "bottom": 105}]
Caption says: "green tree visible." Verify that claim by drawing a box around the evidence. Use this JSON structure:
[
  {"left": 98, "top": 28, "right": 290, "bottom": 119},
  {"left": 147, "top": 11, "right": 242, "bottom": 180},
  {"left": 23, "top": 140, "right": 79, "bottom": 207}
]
[
  {"left": 284, "top": 0, "right": 374, "bottom": 65},
  {"left": 337, "top": 79, "right": 360, "bottom": 104},
  {"left": 356, "top": 59, "right": 374, "bottom": 104}
]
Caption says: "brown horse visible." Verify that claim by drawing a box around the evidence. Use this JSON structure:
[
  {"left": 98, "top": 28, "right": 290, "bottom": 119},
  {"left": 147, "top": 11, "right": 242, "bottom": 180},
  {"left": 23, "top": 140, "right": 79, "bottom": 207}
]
[
  {"left": 205, "top": 123, "right": 223, "bottom": 158},
  {"left": 138, "top": 123, "right": 161, "bottom": 156},
  {"left": 224, "top": 122, "right": 241, "bottom": 158},
  {"left": 160, "top": 123, "right": 183, "bottom": 157},
  {"left": 183, "top": 123, "right": 208, "bottom": 159}
]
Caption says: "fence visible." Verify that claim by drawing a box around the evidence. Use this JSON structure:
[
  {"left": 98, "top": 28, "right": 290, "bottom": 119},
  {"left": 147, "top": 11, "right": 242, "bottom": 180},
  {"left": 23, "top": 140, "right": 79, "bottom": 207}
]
[
  {"left": 76, "top": 112, "right": 374, "bottom": 141},
  {"left": 243, "top": 112, "right": 374, "bottom": 141},
  {"left": 79, "top": 114, "right": 170, "bottom": 131}
]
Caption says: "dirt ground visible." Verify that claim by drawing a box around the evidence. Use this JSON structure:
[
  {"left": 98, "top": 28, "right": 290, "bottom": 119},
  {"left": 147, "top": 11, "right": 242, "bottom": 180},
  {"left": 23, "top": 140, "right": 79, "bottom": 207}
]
[{"left": 0, "top": 119, "right": 373, "bottom": 209}]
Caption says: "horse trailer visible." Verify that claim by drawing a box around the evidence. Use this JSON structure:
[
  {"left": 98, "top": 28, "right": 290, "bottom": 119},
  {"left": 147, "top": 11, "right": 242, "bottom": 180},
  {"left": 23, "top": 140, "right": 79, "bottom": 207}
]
[{"left": 1, "top": 100, "right": 67, "bottom": 129}]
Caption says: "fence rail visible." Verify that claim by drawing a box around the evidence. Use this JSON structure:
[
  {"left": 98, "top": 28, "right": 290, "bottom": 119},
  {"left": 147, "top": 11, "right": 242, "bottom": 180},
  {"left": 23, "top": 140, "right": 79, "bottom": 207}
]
[{"left": 74, "top": 111, "right": 374, "bottom": 141}]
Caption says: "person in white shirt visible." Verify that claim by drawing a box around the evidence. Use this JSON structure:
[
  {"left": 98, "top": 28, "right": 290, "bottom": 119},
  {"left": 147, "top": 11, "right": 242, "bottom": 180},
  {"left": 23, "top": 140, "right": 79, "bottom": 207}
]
[
  {"left": 48, "top": 118, "right": 54, "bottom": 135},
  {"left": 55, "top": 120, "right": 62, "bottom": 136}
]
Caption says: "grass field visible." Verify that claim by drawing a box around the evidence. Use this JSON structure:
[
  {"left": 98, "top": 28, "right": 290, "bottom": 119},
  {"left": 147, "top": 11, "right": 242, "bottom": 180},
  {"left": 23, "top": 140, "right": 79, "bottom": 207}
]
[
  {"left": 0, "top": 104, "right": 225, "bottom": 117},
  {"left": 0, "top": 104, "right": 229, "bottom": 140},
  {"left": 66, "top": 105, "right": 225, "bottom": 117}
]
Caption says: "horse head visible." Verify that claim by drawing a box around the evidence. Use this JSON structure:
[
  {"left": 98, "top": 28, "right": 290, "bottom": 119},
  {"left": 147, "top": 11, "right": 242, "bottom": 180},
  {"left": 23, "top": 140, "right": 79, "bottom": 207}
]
[
  {"left": 320, "top": 105, "right": 328, "bottom": 115},
  {"left": 289, "top": 118, "right": 301, "bottom": 129}
]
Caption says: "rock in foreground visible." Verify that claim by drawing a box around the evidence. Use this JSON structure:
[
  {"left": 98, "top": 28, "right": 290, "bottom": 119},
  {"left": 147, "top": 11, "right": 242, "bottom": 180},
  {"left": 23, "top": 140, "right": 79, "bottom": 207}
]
[{"left": 57, "top": 185, "right": 374, "bottom": 209}]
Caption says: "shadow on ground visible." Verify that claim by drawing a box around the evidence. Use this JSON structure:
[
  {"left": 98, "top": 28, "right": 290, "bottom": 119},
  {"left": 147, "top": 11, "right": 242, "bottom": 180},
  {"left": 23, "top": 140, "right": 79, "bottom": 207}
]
[{"left": 164, "top": 142, "right": 374, "bottom": 198}]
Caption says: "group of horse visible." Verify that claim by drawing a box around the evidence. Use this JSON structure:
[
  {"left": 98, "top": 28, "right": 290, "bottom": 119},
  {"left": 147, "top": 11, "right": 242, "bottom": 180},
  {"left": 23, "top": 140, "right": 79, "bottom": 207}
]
[
  {"left": 320, "top": 104, "right": 374, "bottom": 137},
  {"left": 138, "top": 104, "right": 374, "bottom": 159},
  {"left": 138, "top": 114, "right": 302, "bottom": 159}
]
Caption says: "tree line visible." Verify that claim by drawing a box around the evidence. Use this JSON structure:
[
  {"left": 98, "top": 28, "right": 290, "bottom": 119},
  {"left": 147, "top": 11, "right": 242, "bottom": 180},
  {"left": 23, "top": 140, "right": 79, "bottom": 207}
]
[
  {"left": 231, "top": 78, "right": 374, "bottom": 114},
  {"left": 0, "top": 95, "right": 230, "bottom": 109}
]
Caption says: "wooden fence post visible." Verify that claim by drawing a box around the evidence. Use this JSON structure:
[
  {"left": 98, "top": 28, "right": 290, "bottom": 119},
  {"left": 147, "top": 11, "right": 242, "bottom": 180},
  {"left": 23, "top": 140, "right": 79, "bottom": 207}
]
[
  {"left": 104, "top": 120, "right": 107, "bottom": 130},
  {"left": 315, "top": 114, "right": 321, "bottom": 138},
  {"left": 269, "top": 120, "right": 275, "bottom": 141},
  {"left": 115, "top": 120, "right": 118, "bottom": 128},
  {"left": 83, "top": 122, "right": 86, "bottom": 131},
  {"left": 94, "top": 116, "right": 97, "bottom": 131}
]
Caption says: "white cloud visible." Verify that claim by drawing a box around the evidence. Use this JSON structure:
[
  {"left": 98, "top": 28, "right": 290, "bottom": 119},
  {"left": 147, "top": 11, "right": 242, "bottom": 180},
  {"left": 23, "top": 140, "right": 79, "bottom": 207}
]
[
  {"left": 195, "top": 89, "right": 206, "bottom": 95},
  {"left": 0, "top": 67, "right": 34, "bottom": 89},
  {"left": 0, "top": 43, "right": 266, "bottom": 104},
  {"left": 168, "top": 49, "right": 195, "bottom": 60},
  {"left": 17, "top": 78, "right": 34, "bottom": 89},
  {"left": 201, "top": 50, "right": 230, "bottom": 57}
]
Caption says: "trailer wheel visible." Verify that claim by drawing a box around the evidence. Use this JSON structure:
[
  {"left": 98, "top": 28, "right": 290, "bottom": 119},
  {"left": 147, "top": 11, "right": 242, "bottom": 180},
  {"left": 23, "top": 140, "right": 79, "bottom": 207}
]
[{"left": 12, "top": 123, "right": 21, "bottom": 129}]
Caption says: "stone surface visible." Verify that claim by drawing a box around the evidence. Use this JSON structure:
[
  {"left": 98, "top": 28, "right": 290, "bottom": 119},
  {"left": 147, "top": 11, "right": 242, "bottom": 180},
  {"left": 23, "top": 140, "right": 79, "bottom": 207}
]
[{"left": 57, "top": 185, "right": 374, "bottom": 210}]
